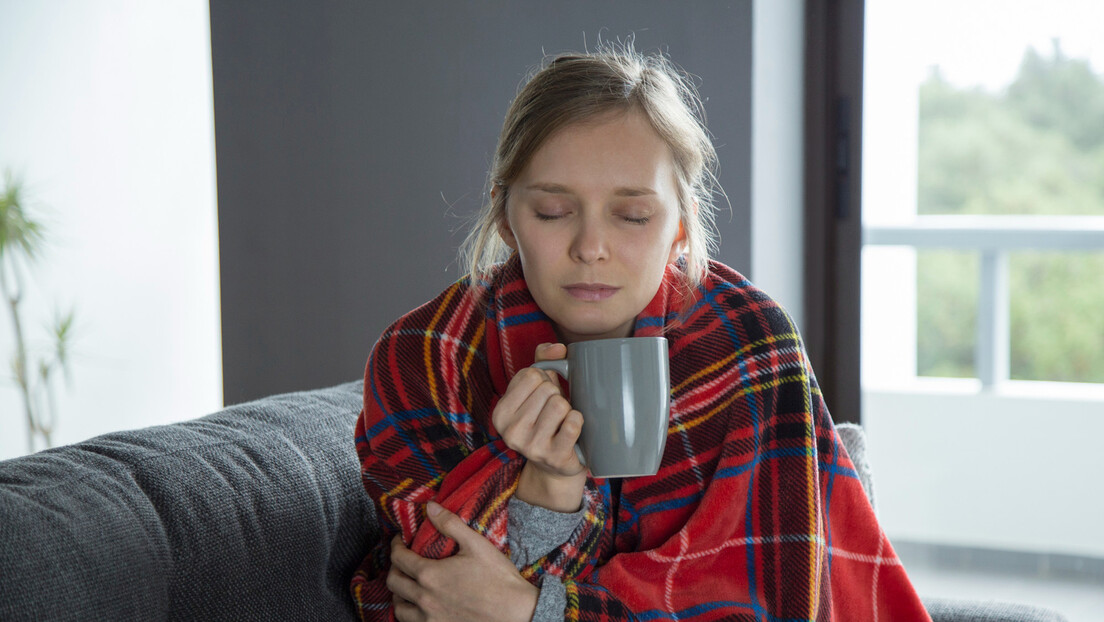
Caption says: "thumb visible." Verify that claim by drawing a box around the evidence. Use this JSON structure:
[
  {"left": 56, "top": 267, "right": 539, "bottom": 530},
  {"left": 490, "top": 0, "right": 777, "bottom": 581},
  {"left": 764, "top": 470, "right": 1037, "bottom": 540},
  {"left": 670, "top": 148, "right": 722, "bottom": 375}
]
[
  {"left": 426, "top": 501, "right": 485, "bottom": 553},
  {"left": 534, "top": 343, "right": 568, "bottom": 384},
  {"left": 534, "top": 342, "right": 567, "bottom": 363}
]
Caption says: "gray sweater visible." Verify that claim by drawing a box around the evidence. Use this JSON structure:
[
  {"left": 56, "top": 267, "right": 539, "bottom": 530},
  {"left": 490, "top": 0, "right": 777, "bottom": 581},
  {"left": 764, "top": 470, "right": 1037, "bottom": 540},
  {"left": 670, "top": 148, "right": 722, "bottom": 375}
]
[{"left": 507, "top": 497, "right": 587, "bottom": 621}]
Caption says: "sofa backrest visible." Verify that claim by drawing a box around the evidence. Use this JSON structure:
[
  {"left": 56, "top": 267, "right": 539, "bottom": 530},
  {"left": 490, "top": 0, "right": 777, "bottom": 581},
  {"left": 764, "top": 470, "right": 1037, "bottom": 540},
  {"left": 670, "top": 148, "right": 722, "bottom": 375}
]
[{"left": 0, "top": 381, "right": 378, "bottom": 621}]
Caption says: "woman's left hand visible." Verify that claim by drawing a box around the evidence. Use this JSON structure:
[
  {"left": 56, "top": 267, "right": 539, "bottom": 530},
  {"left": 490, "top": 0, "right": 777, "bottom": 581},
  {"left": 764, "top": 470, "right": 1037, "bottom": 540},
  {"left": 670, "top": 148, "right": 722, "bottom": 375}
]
[{"left": 387, "top": 501, "right": 539, "bottom": 622}]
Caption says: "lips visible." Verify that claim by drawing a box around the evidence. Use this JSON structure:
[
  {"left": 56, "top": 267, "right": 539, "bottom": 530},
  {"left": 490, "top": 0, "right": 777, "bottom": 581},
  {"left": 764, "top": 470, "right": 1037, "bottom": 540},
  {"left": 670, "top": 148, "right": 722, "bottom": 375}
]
[{"left": 563, "top": 283, "right": 619, "bottom": 301}]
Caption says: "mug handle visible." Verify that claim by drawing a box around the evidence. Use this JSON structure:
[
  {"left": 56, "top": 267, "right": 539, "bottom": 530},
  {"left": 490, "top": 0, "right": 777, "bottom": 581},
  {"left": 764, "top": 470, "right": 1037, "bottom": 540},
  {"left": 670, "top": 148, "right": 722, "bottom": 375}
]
[{"left": 530, "top": 360, "right": 587, "bottom": 468}]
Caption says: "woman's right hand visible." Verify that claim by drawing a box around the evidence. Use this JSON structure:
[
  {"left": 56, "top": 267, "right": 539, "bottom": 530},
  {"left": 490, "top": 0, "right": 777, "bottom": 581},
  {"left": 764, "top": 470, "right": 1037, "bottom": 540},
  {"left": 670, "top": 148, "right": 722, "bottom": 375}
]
[{"left": 492, "top": 343, "right": 587, "bottom": 511}]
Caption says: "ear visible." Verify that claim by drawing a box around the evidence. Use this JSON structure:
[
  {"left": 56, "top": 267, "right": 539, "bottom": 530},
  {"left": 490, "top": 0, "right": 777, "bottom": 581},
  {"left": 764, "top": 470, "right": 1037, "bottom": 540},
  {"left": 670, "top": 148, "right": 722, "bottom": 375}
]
[
  {"left": 492, "top": 187, "right": 519, "bottom": 251},
  {"left": 498, "top": 218, "right": 518, "bottom": 251},
  {"left": 667, "top": 199, "right": 696, "bottom": 263},
  {"left": 667, "top": 220, "right": 686, "bottom": 263}
]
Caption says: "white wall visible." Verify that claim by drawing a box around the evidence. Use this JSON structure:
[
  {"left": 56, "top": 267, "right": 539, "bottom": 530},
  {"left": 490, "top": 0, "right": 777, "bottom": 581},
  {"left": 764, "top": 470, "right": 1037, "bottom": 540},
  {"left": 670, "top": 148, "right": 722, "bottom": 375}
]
[
  {"left": 751, "top": 0, "right": 805, "bottom": 330},
  {"left": 0, "top": 0, "right": 221, "bottom": 459},
  {"left": 865, "top": 382, "right": 1104, "bottom": 558}
]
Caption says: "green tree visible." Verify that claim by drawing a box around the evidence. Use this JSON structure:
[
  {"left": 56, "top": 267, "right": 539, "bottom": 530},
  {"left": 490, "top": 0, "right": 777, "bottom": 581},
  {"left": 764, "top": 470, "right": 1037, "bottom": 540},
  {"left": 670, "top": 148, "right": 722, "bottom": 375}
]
[
  {"left": 916, "top": 44, "right": 1104, "bottom": 383},
  {"left": 1007, "top": 40, "right": 1104, "bottom": 151}
]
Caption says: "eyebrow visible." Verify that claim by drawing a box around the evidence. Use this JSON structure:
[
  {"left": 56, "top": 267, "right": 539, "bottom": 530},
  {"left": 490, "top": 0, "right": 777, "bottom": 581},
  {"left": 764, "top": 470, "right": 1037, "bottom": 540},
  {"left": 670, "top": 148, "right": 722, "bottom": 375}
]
[{"left": 525, "top": 182, "right": 657, "bottom": 198}]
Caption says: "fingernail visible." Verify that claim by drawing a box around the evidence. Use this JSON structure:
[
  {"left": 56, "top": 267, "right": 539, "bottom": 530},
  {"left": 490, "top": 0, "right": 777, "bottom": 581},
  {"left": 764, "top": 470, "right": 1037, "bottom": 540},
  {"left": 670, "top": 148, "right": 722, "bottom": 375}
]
[{"left": 426, "top": 501, "right": 442, "bottom": 517}]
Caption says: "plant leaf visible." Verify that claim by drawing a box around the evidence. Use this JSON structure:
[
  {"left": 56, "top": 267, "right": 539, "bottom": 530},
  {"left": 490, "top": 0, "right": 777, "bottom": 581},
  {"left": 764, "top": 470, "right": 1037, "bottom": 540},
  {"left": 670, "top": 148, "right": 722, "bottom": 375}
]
[
  {"left": 0, "top": 169, "right": 46, "bottom": 263},
  {"left": 52, "top": 306, "right": 75, "bottom": 371}
]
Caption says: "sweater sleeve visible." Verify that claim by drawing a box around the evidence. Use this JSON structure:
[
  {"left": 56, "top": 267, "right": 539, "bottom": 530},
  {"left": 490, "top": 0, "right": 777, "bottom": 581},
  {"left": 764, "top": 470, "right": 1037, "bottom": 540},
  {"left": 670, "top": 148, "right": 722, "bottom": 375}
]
[
  {"left": 507, "top": 497, "right": 587, "bottom": 568},
  {"left": 507, "top": 497, "right": 587, "bottom": 622},
  {"left": 532, "top": 578, "right": 568, "bottom": 622}
]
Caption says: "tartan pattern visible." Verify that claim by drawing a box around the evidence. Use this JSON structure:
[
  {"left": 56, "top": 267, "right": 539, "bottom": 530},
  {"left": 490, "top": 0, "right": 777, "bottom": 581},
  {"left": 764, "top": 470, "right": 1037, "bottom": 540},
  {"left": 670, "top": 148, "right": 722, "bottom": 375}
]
[{"left": 350, "top": 255, "right": 930, "bottom": 621}]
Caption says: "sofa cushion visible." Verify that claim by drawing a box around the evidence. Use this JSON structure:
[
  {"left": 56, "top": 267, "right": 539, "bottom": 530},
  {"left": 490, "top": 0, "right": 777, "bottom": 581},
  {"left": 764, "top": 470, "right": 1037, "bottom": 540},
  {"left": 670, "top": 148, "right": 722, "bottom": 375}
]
[
  {"left": 0, "top": 381, "right": 377, "bottom": 621},
  {"left": 835, "top": 422, "right": 877, "bottom": 511},
  {"left": 924, "top": 597, "right": 1070, "bottom": 622}
]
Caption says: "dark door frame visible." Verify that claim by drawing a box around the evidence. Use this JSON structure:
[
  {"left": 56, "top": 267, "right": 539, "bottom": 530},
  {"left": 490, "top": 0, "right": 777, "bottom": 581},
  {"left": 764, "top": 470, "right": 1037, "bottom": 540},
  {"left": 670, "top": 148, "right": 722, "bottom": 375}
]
[{"left": 803, "top": 0, "right": 865, "bottom": 424}]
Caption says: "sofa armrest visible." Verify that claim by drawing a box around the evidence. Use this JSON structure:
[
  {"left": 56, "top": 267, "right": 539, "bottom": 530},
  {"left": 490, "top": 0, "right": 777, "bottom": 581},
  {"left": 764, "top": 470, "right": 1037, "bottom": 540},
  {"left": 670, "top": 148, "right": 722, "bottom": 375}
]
[
  {"left": 0, "top": 381, "right": 378, "bottom": 621},
  {"left": 924, "top": 597, "right": 1070, "bottom": 622}
]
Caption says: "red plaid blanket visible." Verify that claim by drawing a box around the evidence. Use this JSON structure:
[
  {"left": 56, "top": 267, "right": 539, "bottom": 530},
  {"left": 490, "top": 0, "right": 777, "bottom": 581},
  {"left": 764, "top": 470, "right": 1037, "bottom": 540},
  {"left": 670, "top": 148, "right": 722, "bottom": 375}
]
[{"left": 351, "top": 255, "right": 930, "bottom": 621}]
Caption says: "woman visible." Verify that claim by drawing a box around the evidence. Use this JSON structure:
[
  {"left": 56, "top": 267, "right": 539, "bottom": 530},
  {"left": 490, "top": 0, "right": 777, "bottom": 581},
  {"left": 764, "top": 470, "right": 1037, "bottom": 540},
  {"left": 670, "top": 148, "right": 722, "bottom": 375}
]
[{"left": 351, "top": 46, "right": 930, "bottom": 621}]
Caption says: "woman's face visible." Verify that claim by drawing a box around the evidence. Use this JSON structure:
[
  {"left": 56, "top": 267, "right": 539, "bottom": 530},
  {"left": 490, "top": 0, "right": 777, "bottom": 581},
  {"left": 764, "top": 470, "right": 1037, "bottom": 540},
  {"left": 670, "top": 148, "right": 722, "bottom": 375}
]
[{"left": 499, "top": 110, "right": 684, "bottom": 344}]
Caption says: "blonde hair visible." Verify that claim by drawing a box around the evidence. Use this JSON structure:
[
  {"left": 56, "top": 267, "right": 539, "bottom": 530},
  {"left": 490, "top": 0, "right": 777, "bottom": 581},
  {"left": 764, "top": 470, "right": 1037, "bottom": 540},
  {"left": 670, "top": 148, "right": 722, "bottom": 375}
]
[{"left": 461, "top": 43, "right": 722, "bottom": 292}]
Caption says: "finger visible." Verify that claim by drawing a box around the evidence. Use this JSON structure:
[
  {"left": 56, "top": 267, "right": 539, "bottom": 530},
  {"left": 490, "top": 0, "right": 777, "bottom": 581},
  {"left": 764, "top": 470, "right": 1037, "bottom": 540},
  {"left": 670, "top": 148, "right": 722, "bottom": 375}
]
[
  {"left": 389, "top": 535, "right": 421, "bottom": 577},
  {"left": 492, "top": 367, "right": 547, "bottom": 430},
  {"left": 528, "top": 394, "right": 573, "bottom": 449},
  {"left": 503, "top": 386, "right": 568, "bottom": 456},
  {"left": 392, "top": 593, "right": 421, "bottom": 622},
  {"left": 534, "top": 343, "right": 567, "bottom": 383},
  {"left": 534, "top": 342, "right": 566, "bottom": 362},
  {"left": 386, "top": 565, "right": 421, "bottom": 606},
  {"left": 516, "top": 379, "right": 563, "bottom": 425},
  {"left": 425, "top": 501, "right": 488, "bottom": 554},
  {"left": 531, "top": 405, "right": 584, "bottom": 472},
  {"left": 550, "top": 409, "right": 585, "bottom": 458},
  {"left": 500, "top": 374, "right": 562, "bottom": 443}
]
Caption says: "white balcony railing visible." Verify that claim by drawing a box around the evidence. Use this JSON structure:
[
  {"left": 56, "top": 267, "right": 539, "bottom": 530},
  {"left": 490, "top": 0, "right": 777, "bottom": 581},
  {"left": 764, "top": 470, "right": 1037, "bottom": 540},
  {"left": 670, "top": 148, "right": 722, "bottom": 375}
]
[
  {"left": 861, "top": 215, "right": 1104, "bottom": 558},
  {"left": 863, "top": 215, "right": 1104, "bottom": 388}
]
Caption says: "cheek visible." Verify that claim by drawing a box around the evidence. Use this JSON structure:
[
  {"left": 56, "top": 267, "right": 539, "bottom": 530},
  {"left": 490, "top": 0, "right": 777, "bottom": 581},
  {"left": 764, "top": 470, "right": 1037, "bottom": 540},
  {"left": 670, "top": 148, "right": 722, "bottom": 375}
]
[
  {"left": 636, "top": 228, "right": 679, "bottom": 265},
  {"left": 512, "top": 231, "right": 560, "bottom": 285},
  {"left": 665, "top": 235, "right": 683, "bottom": 264},
  {"left": 513, "top": 230, "right": 550, "bottom": 263}
]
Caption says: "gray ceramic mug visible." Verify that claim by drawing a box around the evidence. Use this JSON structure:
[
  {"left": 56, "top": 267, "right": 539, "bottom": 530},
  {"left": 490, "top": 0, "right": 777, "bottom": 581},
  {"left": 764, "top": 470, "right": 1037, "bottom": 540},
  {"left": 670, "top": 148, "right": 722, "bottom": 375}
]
[{"left": 532, "top": 337, "right": 670, "bottom": 478}]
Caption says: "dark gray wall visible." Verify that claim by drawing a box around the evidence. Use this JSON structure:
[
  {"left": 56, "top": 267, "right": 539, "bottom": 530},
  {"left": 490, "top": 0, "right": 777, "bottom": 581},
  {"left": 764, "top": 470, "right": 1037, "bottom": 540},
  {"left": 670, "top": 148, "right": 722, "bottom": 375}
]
[{"left": 211, "top": 1, "right": 752, "bottom": 404}]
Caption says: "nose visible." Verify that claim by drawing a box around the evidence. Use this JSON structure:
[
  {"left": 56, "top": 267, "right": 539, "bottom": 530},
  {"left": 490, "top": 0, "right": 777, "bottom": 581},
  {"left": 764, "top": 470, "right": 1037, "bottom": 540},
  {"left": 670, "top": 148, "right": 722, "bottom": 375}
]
[{"left": 569, "top": 216, "right": 609, "bottom": 264}]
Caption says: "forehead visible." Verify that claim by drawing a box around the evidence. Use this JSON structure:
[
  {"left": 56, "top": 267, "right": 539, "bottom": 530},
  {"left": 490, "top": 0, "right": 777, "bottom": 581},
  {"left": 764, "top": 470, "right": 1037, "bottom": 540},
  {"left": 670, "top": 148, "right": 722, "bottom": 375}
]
[{"left": 516, "top": 111, "right": 678, "bottom": 191}]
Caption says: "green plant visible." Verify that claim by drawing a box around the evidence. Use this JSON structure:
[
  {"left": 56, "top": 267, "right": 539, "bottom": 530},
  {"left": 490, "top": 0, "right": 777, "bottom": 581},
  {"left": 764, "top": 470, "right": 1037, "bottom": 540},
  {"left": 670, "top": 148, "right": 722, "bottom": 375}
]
[
  {"left": 916, "top": 43, "right": 1104, "bottom": 383},
  {"left": 1, "top": 169, "right": 75, "bottom": 452}
]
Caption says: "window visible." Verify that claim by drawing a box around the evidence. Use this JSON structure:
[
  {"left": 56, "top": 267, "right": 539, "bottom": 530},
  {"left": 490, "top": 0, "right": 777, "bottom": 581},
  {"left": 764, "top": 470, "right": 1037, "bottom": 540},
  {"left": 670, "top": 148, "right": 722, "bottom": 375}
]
[
  {"left": 861, "top": 0, "right": 1104, "bottom": 566},
  {"left": 0, "top": 3, "right": 221, "bottom": 459}
]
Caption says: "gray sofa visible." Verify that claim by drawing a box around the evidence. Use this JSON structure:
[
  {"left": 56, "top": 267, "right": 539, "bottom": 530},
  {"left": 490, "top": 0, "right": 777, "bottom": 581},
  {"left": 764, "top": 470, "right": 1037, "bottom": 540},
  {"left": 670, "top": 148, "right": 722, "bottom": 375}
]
[{"left": 0, "top": 382, "right": 1068, "bottom": 621}]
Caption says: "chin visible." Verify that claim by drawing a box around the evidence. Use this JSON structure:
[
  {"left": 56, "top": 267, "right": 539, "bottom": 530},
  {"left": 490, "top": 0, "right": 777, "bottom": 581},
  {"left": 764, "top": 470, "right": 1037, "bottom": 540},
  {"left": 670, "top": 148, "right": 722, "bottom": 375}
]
[{"left": 558, "top": 319, "right": 633, "bottom": 342}]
